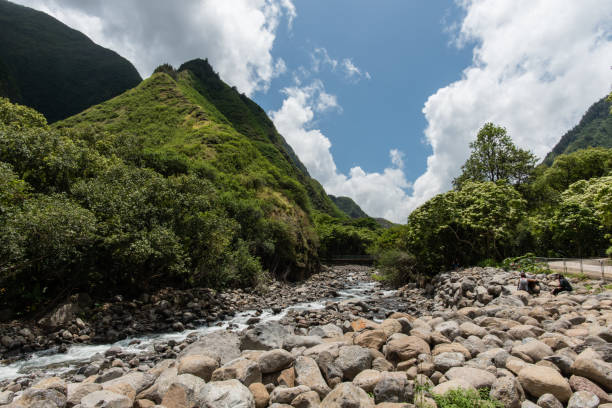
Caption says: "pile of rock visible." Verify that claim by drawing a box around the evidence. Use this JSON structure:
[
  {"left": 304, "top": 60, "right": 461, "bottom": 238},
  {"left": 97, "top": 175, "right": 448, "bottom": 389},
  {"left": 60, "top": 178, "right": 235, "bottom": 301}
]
[
  {"left": 2, "top": 267, "right": 612, "bottom": 408},
  {"left": 0, "top": 266, "right": 370, "bottom": 360}
]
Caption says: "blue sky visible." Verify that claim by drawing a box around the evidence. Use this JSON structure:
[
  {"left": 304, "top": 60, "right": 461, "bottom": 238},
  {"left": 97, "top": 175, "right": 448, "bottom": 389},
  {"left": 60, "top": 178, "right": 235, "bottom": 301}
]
[
  {"left": 14, "top": 0, "right": 612, "bottom": 222},
  {"left": 256, "top": 0, "right": 473, "bottom": 181}
]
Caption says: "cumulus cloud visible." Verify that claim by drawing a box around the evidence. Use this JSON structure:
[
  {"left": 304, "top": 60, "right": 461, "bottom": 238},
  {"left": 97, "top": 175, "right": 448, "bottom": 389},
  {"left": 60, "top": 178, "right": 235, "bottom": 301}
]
[
  {"left": 309, "top": 48, "right": 370, "bottom": 82},
  {"left": 342, "top": 58, "right": 371, "bottom": 81},
  {"left": 408, "top": 0, "right": 612, "bottom": 212},
  {"left": 275, "top": 0, "right": 612, "bottom": 223},
  {"left": 12, "top": 0, "right": 295, "bottom": 95},
  {"left": 270, "top": 81, "right": 411, "bottom": 222}
]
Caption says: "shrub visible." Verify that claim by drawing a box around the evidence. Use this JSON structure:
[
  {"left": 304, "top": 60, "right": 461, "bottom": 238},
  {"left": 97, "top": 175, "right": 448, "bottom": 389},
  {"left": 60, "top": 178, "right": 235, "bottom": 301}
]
[{"left": 374, "top": 250, "right": 418, "bottom": 286}]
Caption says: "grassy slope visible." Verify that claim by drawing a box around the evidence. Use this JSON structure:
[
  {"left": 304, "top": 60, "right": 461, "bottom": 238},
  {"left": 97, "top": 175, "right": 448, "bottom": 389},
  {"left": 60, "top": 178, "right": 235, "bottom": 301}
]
[
  {"left": 55, "top": 69, "right": 337, "bottom": 274},
  {"left": 0, "top": 0, "right": 142, "bottom": 123},
  {"left": 329, "top": 195, "right": 369, "bottom": 218},
  {"left": 543, "top": 96, "right": 612, "bottom": 165}
]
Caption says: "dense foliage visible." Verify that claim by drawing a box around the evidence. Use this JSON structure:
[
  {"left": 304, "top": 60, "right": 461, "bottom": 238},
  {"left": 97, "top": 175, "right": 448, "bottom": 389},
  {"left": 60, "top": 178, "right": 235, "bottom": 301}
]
[
  {"left": 0, "top": 56, "right": 383, "bottom": 311},
  {"left": 543, "top": 95, "right": 612, "bottom": 165},
  {"left": 0, "top": 0, "right": 142, "bottom": 122},
  {"left": 329, "top": 195, "right": 369, "bottom": 218},
  {"left": 374, "top": 120, "right": 612, "bottom": 285}
]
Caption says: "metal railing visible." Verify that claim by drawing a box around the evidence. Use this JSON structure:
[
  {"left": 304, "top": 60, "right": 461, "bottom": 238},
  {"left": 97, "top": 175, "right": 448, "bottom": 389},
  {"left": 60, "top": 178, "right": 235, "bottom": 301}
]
[{"left": 534, "top": 257, "right": 612, "bottom": 281}]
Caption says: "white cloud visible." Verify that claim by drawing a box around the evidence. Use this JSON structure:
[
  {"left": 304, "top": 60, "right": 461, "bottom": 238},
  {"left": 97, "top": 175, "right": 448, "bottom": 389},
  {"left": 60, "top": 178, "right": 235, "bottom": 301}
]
[
  {"left": 342, "top": 58, "right": 371, "bottom": 81},
  {"left": 408, "top": 0, "right": 612, "bottom": 212},
  {"left": 12, "top": 0, "right": 295, "bottom": 96},
  {"left": 271, "top": 81, "right": 412, "bottom": 222},
  {"left": 311, "top": 47, "right": 339, "bottom": 72}
]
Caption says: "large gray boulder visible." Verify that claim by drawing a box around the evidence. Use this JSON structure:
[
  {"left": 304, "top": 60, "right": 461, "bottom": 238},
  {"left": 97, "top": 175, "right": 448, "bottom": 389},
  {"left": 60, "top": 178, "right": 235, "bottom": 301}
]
[
  {"left": 80, "top": 390, "right": 131, "bottom": 408},
  {"left": 258, "top": 349, "right": 295, "bottom": 374},
  {"left": 241, "top": 321, "right": 292, "bottom": 351},
  {"left": 320, "top": 383, "right": 374, "bottom": 408},
  {"left": 294, "top": 356, "right": 331, "bottom": 398},
  {"left": 445, "top": 367, "right": 496, "bottom": 389},
  {"left": 334, "top": 346, "right": 372, "bottom": 380},
  {"left": 196, "top": 379, "right": 255, "bottom": 408},
  {"left": 567, "top": 391, "right": 600, "bottom": 408},
  {"left": 489, "top": 375, "right": 525, "bottom": 408},
  {"left": 212, "top": 357, "right": 262, "bottom": 386},
  {"left": 181, "top": 330, "right": 241, "bottom": 365}
]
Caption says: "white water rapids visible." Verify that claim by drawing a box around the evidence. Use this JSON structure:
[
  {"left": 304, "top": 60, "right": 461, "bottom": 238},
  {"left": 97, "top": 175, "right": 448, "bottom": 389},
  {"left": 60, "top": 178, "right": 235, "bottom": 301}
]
[{"left": 0, "top": 279, "right": 395, "bottom": 382}]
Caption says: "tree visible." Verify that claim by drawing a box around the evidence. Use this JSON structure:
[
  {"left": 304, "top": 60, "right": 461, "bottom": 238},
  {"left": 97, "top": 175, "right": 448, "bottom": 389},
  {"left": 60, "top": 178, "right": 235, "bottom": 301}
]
[{"left": 453, "top": 123, "right": 537, "bottom": 189}]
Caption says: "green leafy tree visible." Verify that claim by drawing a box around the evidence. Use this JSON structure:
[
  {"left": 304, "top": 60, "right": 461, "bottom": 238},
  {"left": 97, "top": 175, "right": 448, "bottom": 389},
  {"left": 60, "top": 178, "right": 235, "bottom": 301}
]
[{"left": 453, "top": 123, "right": 537, "bottom": 189}]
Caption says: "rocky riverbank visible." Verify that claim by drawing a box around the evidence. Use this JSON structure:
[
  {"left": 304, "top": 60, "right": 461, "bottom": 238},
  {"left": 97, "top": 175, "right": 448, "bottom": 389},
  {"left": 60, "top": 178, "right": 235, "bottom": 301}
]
[{"left": 1, "top": 266, "right": 612, "bottom": 407}]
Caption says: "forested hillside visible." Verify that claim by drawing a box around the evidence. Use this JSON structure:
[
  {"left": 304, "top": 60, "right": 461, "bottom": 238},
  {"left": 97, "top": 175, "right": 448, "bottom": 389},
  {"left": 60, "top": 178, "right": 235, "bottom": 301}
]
[
  {"left": 373, "top": 121, "right": 612, "bottom": 284},
  {"left": 0, "top": 0, "right": 142, "bottom": 122},
  {"left": 329, "top": 195, "right": 369, "bottom": 218},
  {"left": 0, "top": 58, "right": 367, "bottom": 311},
  {"left": 543, "top": 95, "right": 612, "bottom": 165}
]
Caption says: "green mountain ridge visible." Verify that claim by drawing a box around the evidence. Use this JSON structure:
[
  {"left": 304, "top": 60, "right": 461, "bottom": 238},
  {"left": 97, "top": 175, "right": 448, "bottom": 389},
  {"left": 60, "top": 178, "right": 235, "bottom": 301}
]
[
  {"left": 53, "top": 59, "right": 346, "bottom": 279},
  {"left": 329, "top": 195, "right": 369, "bottom": 218},
  {"left": 543, "top": 95, "right": 612, "bottom": 165},
  {"left": 0, "top": 0, "right": 142, "bottom": 123}
]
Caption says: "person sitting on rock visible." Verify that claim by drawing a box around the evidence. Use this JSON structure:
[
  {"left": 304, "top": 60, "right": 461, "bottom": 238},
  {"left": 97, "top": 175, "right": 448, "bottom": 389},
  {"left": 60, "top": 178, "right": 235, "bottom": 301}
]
[
  {"left": 517, "top": 272, "right": 540, "bottom": 294},
  {"left": 552, "top": 274, "right": 572, "bottom": 295}
]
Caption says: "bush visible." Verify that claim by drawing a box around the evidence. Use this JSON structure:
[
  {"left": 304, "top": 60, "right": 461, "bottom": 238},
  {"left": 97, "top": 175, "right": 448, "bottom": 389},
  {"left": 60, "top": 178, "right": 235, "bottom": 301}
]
[
  {"left": 502, "top": 254, "right": 551, "bottom": 274},
  {"left": 374, "top": 250, "right": 418, "bottom": 286},
  {"left": 429, "top": 387, "right": 503, "bottom": 408}
]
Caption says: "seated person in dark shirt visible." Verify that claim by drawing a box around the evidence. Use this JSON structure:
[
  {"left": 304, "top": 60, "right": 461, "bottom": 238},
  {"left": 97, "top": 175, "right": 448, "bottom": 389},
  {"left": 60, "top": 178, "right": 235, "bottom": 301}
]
[{"left": 552, "top": 274, "right": 572, "bottom": 295}]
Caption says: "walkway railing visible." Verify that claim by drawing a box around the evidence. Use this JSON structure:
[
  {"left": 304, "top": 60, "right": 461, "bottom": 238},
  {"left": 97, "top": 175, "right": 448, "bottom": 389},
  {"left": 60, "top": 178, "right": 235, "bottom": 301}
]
[
  {"left": 533, "top": 257, "right": 612, "bottom": 282},
  {"left": 322, "top": 254, "right": 375, "bottom": 264}
]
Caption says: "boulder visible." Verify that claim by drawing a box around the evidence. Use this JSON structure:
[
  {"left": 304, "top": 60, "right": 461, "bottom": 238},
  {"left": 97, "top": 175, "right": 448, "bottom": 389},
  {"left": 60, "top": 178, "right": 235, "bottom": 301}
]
[
  {"left": 320, "top": 383, "right": 374, "bottom": 408},
  {"left": 384, "top": 335, "right": 430, "bottom": 363},
  {"left": 569, "top": 375, "right": 611, "bottom": 403},
  {"left": 32, "top": 377, "right": 67, "bottom": 395},
  {"left": 433, "top": 352, "right": 464, "bottom": 373},
  {"left": 431, "top": 379, "right": 475, "bottom": 395},
  {"left": 294, "top": 356, "right": 331, "bottom": 398},
  {"left": 567, "top": 391, "right": 600, "bottom": 408},
  {"left": 248, "top": 383, "right": 270, "bottom": 408},
  {"left": 67, "top": 383, "right": 103, "bottom": 407},
  {"left": 571, "top": 355, "right": 612, "bottom": 392},
  {"left": 177, "top": 354, "right": 219, "bottom": 381},
  {"left": 513, "top": 340, "right": 553, "bottom": 362},
  {"left": 103, "top": 372, "right": 156, "bottom": 394},
  {"left": 180, "top": 331, "right": 241, "bottom": 365},
  {"left": 459, "top": 322, "right": 487, "bottom": 338},
  {"left": 354, "top": 330, "right": 387, "bottom": 350},
  {"left": 353, "top": 370, "right": 383, "bottom": 393},
  {"left": 242, "top": 321, "right": 291, "bottom": 350},
  {"left": 269, "top": 385, "right": 311, "bottom": 404},
  {"left": 334, "top": 346, "right": 372, "bottom": 380},
  {"left": 536, "top": 393, "right": 563, "bottom": 408},
  {"left": 161, "top": 382, "right": 199, "bottom": 408},
  {"left": 444, "top": 367, "right": 496, "bottom": 389},
  {"left": 258, "top": 349, "right": 295, "bottom": 374},
  {"left": 212, "top": 357, "right": 262, "bottom": 386},
  {"left": 291, "top": 390, "right": 320, "bottom": 408},
  {"left": 195, "top": 379, "right": 255, "bottom": 408},
  {"left": 15, "top": 388, "right": 67, "bottom": 408},
  {"left": 432, "top": 343, "right": 471, "bottom": 360},
  {"left": 373, "top": 373, "right": 408, "bottom": 404},
  {"left": 434, "top": 321, "right": 460, "bottom": 340},
  {"left": 517, "top": 365, "right": 572, "bottom": 402},
  {"left": 489, "top": 375, "right": 525, "bottom": 408},
  {"left": 309, "top": 324, "right": 343, "bottom": 339},
  {"left": 283, "top": 335, "right": 323, "bottom": 351},
  {"left": 379, "top": 319, "right": 402, "bottom": 338},
  {"left": 81, "top": 390, "right": 132, "bottom": 408}
]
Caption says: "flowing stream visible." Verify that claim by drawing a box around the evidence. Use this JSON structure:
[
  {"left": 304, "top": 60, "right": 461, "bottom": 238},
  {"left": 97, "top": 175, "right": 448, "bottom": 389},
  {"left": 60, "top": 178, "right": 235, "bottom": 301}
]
[{"left": 0, "top": 279, "right": 393, "bottom": 382}]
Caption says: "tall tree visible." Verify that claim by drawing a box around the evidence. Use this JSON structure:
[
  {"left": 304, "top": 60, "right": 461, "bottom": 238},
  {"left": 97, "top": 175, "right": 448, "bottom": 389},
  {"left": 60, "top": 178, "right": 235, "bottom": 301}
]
[{"left": 453, "top": 123, "right": 537, "bottom": 189}]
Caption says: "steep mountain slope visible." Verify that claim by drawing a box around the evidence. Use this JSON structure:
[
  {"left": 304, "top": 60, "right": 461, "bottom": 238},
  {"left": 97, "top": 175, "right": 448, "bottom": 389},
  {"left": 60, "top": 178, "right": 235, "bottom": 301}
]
[
  {"left": 55, "top": 60, "right": 343, "bottom": 278},
  {"left": 543, "top": 95, "right": 612, "bottom": 165},
  {"left": 0, "top": 0, "right": 142, "bottom": 123},
  {"left": 329, "top": 195, "right": 369, "bottom": 218}
]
